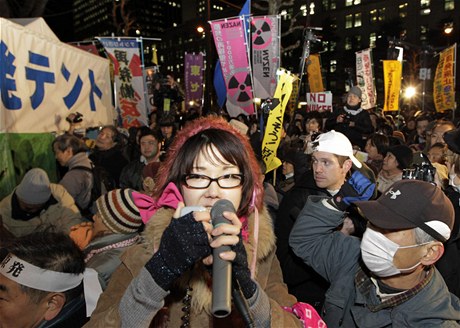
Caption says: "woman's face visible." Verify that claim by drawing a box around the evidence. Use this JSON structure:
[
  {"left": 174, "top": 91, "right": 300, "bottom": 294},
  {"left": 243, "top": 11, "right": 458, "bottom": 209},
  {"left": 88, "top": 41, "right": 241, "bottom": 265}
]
[
  {"left": 181, "top": 145, "right": 243, "bottom": 212},
  {"left": 364, "top": 139, "right": 379, "bottom": 160},
  {"left": 382, "top": 152, "right": 400, "bottom": 173}
]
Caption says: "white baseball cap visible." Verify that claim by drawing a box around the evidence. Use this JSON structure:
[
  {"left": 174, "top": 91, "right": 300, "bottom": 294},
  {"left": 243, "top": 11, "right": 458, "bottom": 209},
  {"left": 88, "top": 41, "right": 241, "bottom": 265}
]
[{"left": 312, "top": 130, "right": 362, "bottom": 168}]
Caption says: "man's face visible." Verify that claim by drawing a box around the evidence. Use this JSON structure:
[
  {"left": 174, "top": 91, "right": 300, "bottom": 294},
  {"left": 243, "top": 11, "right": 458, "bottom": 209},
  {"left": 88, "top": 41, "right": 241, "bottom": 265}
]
[
  {"left": 96, "top": 128, "right": 115, "bottom": 150},
  {"left": 346, "top": 93, "right": 361, "bottom": 107},
  {"left": 416, "top": 120, "right": 429, "bottom": 138},
  {"left": 0, "top": 275, "right": 48, "bottom": 328},
  {"left": 312, "top": 151, "right": 350, "bottom": 190},
  {"left": 17, "top": 198, "right": 45, "bottom": 215},
  {"left": 161, "top": 125, "right": 173, "bottom": 138},
  {"left": 140, "top": 135, "right": 160, "bottom": 161},
  {"left": 430, "top": 124, "right": 454, "bottom": 145},
  {"left": 53, "top": 144, "right": 73, "bottom": 167}
]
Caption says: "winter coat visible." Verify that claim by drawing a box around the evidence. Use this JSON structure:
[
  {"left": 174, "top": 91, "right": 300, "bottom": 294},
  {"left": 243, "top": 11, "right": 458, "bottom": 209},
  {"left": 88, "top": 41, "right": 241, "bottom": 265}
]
[
  {"left": 89, "top": 147, "right": 128, "bottom": 187},
  {"left": 85, "top": 207, "right": 303, "bottom": 327},
  {"left": 0, "top": 184, "right": 83, "bottom": 237},
  {"left": 274, "top": 170, "right": 330, "bottom": 311},
  {"left": 290, "top": 196, "right": 460, "bottom": 327},
  {"left": 60, "top": 152, "right": 93, "bottom": 211},
  {"left": 84, "top": 232, "right": 141, "bottom": 290}
]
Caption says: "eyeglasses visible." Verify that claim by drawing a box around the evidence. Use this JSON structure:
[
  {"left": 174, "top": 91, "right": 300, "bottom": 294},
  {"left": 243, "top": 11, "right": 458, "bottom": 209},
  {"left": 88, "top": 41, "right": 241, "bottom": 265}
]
[{"left": 182, "top": 173, "right": 244, "bottom": 189}]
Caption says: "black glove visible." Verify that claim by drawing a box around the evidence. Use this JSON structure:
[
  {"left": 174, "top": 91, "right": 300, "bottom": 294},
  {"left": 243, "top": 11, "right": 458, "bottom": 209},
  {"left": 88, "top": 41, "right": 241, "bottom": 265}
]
[
  {"left": 332, "top": 170, "right": 376, "bottom": 211},
  {"left": 145, "top": 213, "right": 211, "bottom": 290},
  {"left": 232, "top": 236, "right": 257, "bottom": 299}
]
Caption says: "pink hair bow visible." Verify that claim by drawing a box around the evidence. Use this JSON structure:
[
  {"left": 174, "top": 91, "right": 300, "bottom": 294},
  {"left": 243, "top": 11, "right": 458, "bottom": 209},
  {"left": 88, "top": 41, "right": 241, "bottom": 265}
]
[{"left": 132, "top": 182, "right": 184, "bottom": 223}]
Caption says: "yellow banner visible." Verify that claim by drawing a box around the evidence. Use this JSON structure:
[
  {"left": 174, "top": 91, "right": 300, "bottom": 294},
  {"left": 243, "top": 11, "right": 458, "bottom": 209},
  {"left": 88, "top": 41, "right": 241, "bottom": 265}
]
[
  {"left": 383, "top": 60, "right": 402, "bottom": 111},
  {"left": 261, "top": 69, "right": 296, "bottom": 173},
  {"left": 307, "top": 54, "right": 324, "bottom": 93},
  {"left": 434, "top": 44, "right": 456, "bottom": 113}
]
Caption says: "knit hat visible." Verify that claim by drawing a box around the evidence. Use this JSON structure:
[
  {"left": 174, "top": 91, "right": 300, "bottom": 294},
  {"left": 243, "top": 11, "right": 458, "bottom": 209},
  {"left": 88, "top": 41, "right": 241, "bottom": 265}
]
[
  {"left": 312, "top": 130, "right": 362, "bottom": 168},
  {"left": 387, "top": 145, "right": 413, "bottom": 169},
  {"left": 348, "top": 86, "right": 362, "bottom": 100},
  {"left": 15, "top": 168, "right": 51, "bottom": 205},
  {"left": 95, "top": 189, "right": 142, "bottom": 234}
]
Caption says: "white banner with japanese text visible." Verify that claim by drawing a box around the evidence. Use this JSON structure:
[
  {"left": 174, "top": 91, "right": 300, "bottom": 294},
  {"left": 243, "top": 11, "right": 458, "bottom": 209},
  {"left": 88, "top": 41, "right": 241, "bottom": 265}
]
[
  {"left": 250, "top": 15, "right": 280, "bottom": 100},
  {"left": 99, "top": 37, "right": 147, "bottom": 128},
  {"left": 0, "top": 18, "right": 113, "bottom": 133},
  {"left": 356, "top": 48, "right": 376, "bottom": 110}
]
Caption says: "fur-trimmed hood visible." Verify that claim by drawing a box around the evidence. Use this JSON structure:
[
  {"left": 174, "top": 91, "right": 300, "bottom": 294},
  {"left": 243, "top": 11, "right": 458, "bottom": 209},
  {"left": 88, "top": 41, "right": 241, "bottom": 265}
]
[{"left": 141, "top": 206, "right": 275, "bottom": 314}]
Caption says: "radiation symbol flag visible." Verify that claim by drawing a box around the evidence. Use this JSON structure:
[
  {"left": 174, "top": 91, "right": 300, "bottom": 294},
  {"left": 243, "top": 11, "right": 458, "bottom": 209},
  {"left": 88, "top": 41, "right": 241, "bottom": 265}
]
[
  {"left": 251, "top": 19, "right": 272, "bottom": 50},
  {"left": 227, "top": 70, "right": 253, "bottom": 111}
]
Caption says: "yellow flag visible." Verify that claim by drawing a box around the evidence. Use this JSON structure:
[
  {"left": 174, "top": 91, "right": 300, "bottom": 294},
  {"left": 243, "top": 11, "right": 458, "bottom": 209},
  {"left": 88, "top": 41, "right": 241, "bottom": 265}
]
[
  {"left": 261, "top": 69, "right": 297, "bottom": 173},
  {"left": 383, "top": 60, "right": 402, "bottom": 111},
  {"left": 307, "top": 54, "right": 324, "bottom": 93},
  {"left": 152, "top": 47, "right": 158, "bottom": 65},
  {"left": 434, "top": 44, "right": 456, "bottom": 113}
]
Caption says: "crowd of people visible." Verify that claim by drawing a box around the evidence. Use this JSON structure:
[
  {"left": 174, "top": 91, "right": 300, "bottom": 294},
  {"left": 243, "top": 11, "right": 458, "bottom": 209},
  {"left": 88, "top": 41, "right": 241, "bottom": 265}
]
[{"left": 1, "top": 85, "right": 460, "bottom": 327}]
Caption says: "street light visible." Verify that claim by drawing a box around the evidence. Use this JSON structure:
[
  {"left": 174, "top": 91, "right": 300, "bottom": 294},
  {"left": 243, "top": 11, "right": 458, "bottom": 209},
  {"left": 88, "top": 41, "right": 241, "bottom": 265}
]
[
  {"left": 197, "top": 26, "right": 204, "bottom": 34},
  {"left": 444, "top": 22, "right": 454, "bottom": 45},
  {"left": 404, "top": 86, "right": 416, "bottom": 99}
]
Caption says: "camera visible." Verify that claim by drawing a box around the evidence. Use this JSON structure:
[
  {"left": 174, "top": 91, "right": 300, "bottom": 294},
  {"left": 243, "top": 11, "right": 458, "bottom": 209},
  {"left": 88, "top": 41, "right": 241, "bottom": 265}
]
[
  {"left": 66, "top": 112, "right": 83, "bottom": 124},
  {"left": 402, "top": 164, "right": 436, "bottom": 183},
  {"left": 342, "top": 114, "right": 352, "bottom": 124}
]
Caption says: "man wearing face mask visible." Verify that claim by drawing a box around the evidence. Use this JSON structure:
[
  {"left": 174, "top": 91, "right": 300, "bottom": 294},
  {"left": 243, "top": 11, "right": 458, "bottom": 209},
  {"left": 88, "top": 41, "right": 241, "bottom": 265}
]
[{"left": 290, "top": 179, "right": 460, "bottom": 327}]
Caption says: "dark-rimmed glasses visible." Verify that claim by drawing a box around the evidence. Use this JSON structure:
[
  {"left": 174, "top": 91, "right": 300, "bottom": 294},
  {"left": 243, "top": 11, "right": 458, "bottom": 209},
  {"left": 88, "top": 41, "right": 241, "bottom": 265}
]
[{"left": 182, "top": 173, "right": 244, "bottom": 189}]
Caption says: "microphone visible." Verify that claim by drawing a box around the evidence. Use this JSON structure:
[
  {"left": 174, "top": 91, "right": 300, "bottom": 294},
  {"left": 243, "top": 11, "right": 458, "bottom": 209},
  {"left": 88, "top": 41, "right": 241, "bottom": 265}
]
[{"left": 210, "top": 199, "right": 235, "bottom": 318}]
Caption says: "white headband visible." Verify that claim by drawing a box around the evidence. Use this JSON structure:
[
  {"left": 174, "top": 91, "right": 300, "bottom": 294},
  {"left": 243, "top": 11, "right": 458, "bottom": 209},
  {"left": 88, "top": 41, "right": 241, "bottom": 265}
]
[{"left": 0, "top": 253, "right": 102, "bottom": 316}]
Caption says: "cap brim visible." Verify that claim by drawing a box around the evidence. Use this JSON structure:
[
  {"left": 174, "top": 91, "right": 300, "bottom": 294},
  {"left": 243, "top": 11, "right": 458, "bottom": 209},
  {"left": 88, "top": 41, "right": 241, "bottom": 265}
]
[
  {"left": 354, "top": 199, "right": 417, "bottom": 230},
  {"left": 349, "top": 155, "right": 362, "bottom": 168}
]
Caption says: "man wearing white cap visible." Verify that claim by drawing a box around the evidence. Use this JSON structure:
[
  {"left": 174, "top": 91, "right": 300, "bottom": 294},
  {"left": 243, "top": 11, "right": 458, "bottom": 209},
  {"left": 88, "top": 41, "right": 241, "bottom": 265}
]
[
  {"left": 275, "top": 130, "right": 375, "bottom": 311},
  {"left": 290, "top": 179, "right": 460, "bottom": 327},
  {"left": 0, "top": 168, "right": 83, "bottom": 238}
]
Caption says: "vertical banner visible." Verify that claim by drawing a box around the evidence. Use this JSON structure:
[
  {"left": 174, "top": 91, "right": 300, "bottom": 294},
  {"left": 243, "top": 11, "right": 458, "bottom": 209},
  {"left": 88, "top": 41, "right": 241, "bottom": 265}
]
[
  {"left": 356, "top": 48, "right": 377, "bottom": 110},
  {"left": 307, "top": 54, "right": 324, "bottom": 93},
  {"left": 250, "top": 15, "right": 280, "bottom": 99},
  {"left": 99, "top": 37, "right": 147, "bottom": 128},
  {"left": 383, "top": 60, "right": 402, "bottom": 111},
  {"left": 210, "top": 17, "right": 254, "bottom": 117},
  {"left": 261, "top": 69, "right": 296, "bottom": 173},
  {"left": 434, "top": 44, "right": 456, "bottom": 113},
  {"left": 184, "top": 53, "right": 204, "bottom": 110}
]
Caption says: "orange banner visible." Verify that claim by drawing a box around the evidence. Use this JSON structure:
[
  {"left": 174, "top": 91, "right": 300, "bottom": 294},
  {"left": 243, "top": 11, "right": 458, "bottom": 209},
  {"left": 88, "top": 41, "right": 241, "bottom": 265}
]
[
  {"left": 383, "top": 60, "right": 402, "bottom": 111},
  {"left": 433, "top": 44, "right": 456, "bottom": 113},
  {"left": 307, "top": 54, "right": 324, "bottom": 93}
]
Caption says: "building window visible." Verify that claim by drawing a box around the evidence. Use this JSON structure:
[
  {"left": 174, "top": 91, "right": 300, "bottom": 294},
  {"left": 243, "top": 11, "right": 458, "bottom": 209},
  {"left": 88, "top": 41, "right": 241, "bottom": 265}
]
[
  {"left": 379, "top": 8, "right": 386, "bottom": 21},
  {"left": 346, "top": 14, "right": 353, "bottom": 28},
  {"left": 345, "top": 37, "right": 352, "bottom": 50},
  {"left": 399, "top": 3, "right": 408, "bottom": 18},
  {"left": 330, "top": 41, "right": 337, "bottom": 52},
  {"left": 370, "top": 9, "right": 377, "bottom": 23},
  {"left": 330, "top": 59, "right": 337, "bottom": 73},
  {"left": 322, "top": 0, "right": 329, "bottom": 10},
  {"left": 445, "top": 0, "right": 455, "bottom": 10},
  {"left": 354, "top": 13, "right": 362, "bottom": 27},
  {"left": 420, "top": 8, "right": 430, "bottom": 15},
  {"left": 369, "top": 33, "right": 376, "bottom": 48},
  {"left": 330, "top": 17, "right": 337, "bottom": 29},
  {"left": 331, "top": 0, "right": 336, "bottom": 10},
  {"left": 420, "top": 0, "right": 430, "bottom": 8},
  {"left": 346, "top": 0, "right": 360, "bottom": 5}
]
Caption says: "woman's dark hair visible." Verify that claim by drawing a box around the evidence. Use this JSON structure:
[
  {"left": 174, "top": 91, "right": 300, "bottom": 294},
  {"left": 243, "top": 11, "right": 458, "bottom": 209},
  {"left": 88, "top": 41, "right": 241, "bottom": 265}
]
[
  {"left": 368, "top": 133, "right": 390, "bottom": 156},
  {"left": 159, "top": 129, "right": 255, "bottom": 217},
  {"left": 52, "top": 134, "right": 87, "bottom": 154}
]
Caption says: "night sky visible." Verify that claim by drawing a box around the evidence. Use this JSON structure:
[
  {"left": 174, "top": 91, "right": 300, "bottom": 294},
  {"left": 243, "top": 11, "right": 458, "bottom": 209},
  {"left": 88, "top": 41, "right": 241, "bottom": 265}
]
[{"left": 43, "top": 0, "right": 74, "bottom": 42}]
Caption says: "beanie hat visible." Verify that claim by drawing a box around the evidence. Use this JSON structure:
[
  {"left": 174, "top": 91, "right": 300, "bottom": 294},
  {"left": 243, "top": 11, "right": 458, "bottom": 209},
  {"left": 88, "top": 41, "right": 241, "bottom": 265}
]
[
  {"left": 15, "top": 168, "right": 51, "bottom": 205},
  {"left": 387, "top": 145, "right": 413, "bottom": 170},
  {"left": 96, "top": 189, "right": 142, "bottom": 234},
  {"left": 348, "top": 86, "right": 362, "bottom": 100}
]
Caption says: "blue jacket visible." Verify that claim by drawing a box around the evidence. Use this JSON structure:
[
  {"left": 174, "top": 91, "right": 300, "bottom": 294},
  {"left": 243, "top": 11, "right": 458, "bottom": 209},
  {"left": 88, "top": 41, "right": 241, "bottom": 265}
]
[{"left": 290, "top": 196, "right": 460, "bottom": 327}]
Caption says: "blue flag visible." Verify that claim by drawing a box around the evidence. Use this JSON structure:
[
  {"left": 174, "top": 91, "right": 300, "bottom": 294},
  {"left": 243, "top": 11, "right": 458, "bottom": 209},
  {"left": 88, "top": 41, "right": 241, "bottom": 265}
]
[{"left": 213, "top": 0, "right": 250, "bottom": 109}]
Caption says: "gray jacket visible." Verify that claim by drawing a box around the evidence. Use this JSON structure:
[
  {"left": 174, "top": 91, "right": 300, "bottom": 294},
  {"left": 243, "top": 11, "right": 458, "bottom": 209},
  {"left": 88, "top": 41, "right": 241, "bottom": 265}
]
[
  {"left": 289, "top": 196, "right": 460, "bottom": 327},
  {"left": 60, "top": 152, "right": 93, "bottom": 211}
]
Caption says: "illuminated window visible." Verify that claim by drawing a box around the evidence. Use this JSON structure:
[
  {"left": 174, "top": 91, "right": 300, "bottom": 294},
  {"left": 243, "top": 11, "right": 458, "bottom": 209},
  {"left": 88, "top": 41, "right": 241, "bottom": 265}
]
[
  {"left": 420, "top": 8, "right": 430, "bottom": 15},
  {"left": 420, "top": 0, "right": 430, "bottom": 8},
  {"left": 322, "top": 0, "right": 329, "bottom": 10},
  {"left": 330, "top": 59, "right": 337, "bottom": 73},
  {"left": 379, "top": 8, "right": 386, "bottom": 21},
  {"left": 369, "top": 33, "right": 376, "bottom": 47},
  {"left": 445, "top": 0, "right": 455, "bottom": 10},
  {"left": 346, "top": 0, "right": 353, "bottom": 6},
  {"left": 399, "top": 3, "right": 408, "bottom": 18},
  {"left": 345, "top": 37, "right": 352, "bottom": 50},
  {"left": 354, "top": 13, "right": 362, "bottom": 27},
  {"left": 370, "top": 9, "right": 377, "bottom": 23},
  {"left": 346, "top": 14, "right": 353, "bottom": 28},
  {"left": 331, "top": 0, "right": 336, "bottom": 10}
]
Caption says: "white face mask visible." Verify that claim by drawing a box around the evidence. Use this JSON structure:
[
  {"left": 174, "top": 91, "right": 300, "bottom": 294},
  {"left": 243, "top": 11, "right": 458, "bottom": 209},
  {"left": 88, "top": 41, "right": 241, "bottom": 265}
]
[{"left": 360, "top": 228, "right": 428, "bottom": 277}]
